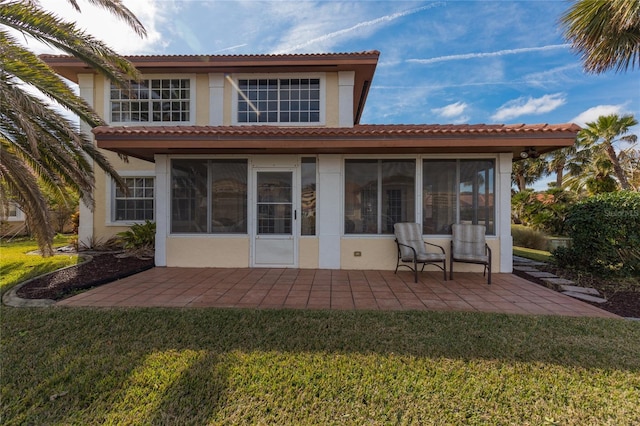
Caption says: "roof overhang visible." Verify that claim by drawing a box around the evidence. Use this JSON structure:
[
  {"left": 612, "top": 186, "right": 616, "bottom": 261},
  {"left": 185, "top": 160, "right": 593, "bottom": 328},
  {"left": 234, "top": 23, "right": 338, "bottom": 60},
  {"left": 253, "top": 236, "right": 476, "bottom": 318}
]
[
  {"left": 93, "top": 123, "right": 580, "bottom": 163},
  {"left": 41, "top": 51, "right": 379, "bottom": 125}
]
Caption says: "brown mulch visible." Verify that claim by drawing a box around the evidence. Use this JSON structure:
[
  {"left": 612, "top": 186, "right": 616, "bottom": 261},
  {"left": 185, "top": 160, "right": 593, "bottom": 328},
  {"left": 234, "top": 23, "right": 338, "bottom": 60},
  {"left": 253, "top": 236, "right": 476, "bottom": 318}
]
[
  {"left": 513, "top": 266, "right": 640, "bottom": 319},
  {"left": 16, "top": 252, "right": 154, "bottom": 300}
]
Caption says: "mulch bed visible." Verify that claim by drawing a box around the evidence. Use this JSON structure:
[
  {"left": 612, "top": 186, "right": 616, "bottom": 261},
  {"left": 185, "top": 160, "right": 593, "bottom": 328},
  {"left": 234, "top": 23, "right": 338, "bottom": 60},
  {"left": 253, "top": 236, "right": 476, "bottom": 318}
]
[
  {"left": 16, "top": 253, "right": 154, "bottom": 300},
  {"left": 513, "top": 267, "right": 640, "bottom": 319}
]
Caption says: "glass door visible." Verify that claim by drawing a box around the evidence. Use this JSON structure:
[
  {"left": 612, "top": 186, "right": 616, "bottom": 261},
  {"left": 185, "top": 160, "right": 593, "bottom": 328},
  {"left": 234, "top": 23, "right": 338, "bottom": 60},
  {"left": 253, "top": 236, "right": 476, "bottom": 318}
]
[{"left": 253, "top": 170, "right": 297, "bottom": 266}]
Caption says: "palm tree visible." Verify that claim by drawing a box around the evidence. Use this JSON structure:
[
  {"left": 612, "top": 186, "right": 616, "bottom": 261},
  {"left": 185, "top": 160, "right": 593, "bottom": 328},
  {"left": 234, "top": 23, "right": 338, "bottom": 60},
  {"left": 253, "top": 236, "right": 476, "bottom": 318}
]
[
  {"left": 0, "top": 0, "right": 145, "bottom": 256},
  {"left": 561, "top": 0, "right": 640, "bottom": 73},
  {"left": 619, "top": 147, "right": 640, "bottom": 191},
  {"left": 564, "top": 150, "right": 618, "bottom": 195},
  {"left": 576, "top": 114, "right": 638, "bottom": 191},
  {"left": 511, "top": 157, "right": 549, "bottom": 192},
  {"left": 543, "top": 146, "right": 576, "bottom": 188}
]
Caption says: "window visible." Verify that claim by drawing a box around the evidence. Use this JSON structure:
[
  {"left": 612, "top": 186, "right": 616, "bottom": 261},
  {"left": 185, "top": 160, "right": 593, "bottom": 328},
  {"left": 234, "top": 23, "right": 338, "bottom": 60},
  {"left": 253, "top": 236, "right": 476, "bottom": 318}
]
[
  {"left": 344, "top": 160, "right": 415, "bottom": 234},
  {"left": 171, "top": 159, "right": 247, "bottom": 234},
  {"left": 237, "top": 78, "right": 321, "bottom": 123},
  {"left": 114, "top": 177, "right": 155, "bottom": 221},
  {"left": 301, "top": 158, "right": 316, "bottom": 235},
  {"left": 423, "top": 159, "right": 495, "bottom": 234},
  {"left": 110, "top": 78, "right": 191, "bottom": 123}
]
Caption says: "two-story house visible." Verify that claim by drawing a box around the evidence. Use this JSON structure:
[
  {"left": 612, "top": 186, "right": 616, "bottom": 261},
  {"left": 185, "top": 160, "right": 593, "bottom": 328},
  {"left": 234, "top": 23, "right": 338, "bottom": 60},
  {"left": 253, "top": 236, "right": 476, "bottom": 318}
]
[{"left": 42, "top": 51, "right": 578, "bottom": 274}]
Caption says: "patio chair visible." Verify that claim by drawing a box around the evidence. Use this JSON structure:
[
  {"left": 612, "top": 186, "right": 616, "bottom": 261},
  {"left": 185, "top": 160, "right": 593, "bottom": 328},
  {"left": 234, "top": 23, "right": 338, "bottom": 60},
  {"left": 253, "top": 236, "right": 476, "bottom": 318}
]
[
  {"left": 394, "top": 222, "right": 447, "bottom": 283},
  {"left": 450, "top": 223, "right": 492, "bottom": 284}
]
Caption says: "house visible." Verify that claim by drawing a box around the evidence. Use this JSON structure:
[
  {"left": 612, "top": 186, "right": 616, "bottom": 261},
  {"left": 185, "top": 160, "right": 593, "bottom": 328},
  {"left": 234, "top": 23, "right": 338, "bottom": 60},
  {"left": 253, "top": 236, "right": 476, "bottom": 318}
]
[{"left": 42, "top": 51, "right": 578, "bottom": 273}]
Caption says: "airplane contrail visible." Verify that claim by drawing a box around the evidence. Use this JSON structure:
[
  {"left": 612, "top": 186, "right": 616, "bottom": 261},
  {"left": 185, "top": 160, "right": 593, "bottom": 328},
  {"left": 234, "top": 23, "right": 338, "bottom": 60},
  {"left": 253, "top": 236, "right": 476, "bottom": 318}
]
[
  {"left": 407, "top": 44, "right": 571, "bottom": 65},
  {"left": 276, "top": 2, "right": 445, "bottom": 53}
]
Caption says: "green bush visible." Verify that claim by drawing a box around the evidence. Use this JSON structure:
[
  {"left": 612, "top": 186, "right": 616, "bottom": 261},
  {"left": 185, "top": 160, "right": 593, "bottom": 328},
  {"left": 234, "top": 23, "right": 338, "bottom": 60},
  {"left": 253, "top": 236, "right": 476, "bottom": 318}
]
[
  {"left": 117, "top": 220, "right": 156, "bottom": 250},
  {"left": 553, "top": 191, "right": 640, "bottom": 277},
  {"left": 511, "top": 225, "right": 549, "bottom": 251},
  {"left": 511, "top": 188, "right": 575, "bottom": 236}
]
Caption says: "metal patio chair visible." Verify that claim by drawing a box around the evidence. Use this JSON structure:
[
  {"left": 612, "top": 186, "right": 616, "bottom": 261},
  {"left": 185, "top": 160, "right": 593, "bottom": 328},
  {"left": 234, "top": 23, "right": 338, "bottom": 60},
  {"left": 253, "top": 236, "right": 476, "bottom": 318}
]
[{"left": 394, "top": 222, "right": 447, "bottom": 283}]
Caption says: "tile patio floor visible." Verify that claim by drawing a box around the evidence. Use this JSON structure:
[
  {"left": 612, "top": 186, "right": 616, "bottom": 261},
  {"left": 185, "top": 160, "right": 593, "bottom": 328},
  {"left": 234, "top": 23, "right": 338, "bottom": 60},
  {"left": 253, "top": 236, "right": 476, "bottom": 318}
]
[{"left": 56, "top": 267, "right": 619, "bottom": 318}]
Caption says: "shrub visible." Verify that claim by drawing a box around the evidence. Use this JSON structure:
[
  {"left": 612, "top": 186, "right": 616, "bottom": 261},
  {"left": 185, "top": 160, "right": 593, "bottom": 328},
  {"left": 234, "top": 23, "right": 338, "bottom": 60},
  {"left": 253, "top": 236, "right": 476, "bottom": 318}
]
[
  {"left": 117, "top": 220, "right": 156, "bottom": 250},
  {"left": 553, "top": 191, "right": 640, "bottom": 277},
  {"left": 511, "top": 225, "right": 549, "bottom": 251}
]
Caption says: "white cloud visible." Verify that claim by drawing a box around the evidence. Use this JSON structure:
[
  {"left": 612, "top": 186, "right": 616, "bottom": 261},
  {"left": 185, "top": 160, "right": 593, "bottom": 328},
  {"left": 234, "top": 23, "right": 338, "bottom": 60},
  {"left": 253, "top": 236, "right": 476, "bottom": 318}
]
[
  {"left": 523, "top": 64, "right": 581, "bottom": 88},
  {"left": 32, "top": 0, "right": 171, "bottom": 55},
  {"left": 407, "top": 44, "right": 570, "bottom": 65},
  {"left": 571, "top": 104, "right": 628, "bottom": 127},
  {"left": 491, "top": 93, "right": 566, "bottom": 121},
  {"left": 431, "top": 101, "right": 468, "bottom": 119}
]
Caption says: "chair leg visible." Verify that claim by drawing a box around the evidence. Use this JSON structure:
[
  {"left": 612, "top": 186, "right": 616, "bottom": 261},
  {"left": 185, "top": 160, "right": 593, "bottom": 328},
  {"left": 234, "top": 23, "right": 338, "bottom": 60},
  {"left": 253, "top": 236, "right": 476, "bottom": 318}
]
[
  {"left": 443, "top": 260, "right": 447, "bottom": 281},
  {"left": 414, "top": 259, "right": 418, "bottom": 283},
  {"left": 487, "top": 262, "right": 491, "bottom": 285}
]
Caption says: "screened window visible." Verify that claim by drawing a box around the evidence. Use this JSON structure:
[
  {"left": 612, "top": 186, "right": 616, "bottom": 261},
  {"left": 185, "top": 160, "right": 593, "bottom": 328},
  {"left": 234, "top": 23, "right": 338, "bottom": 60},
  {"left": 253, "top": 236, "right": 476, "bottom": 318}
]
[
  {"left": 110, "top": 79, "right": 191, "bottom": 123},
  {"left": 423, "top": 159, "right": 495, "bottom": 234},
  {"left": 344, "top": 160, "right": 415, "bottom": 234},
  {"left": 301, "top": 158, "right": 316, "bottom": 235},
  {"left": 171, "top": 159, "right": 247, "bottom": 234},
  {"left": 114, "top": 177, "right": 154, "bottom": 221},
  {"left": 237, "top": 78, "right": 320, "bottom": 123}
]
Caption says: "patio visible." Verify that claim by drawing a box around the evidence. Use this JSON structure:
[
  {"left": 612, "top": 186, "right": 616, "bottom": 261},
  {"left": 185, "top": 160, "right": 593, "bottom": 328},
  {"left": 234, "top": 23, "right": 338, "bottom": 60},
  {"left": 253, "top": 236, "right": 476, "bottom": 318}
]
[{"left": 56, "top": 267, "right": 618, "bottom": 318}]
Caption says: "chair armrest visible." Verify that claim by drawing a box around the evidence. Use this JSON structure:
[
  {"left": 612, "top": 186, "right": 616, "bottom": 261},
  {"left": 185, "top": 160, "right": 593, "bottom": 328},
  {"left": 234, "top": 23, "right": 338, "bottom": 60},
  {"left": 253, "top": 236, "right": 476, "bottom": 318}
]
[
  {"left": 485, "top": 243, "right": 492, "bottom": 257},
  {"left": 424, "top": 241, "right": 445, "bottom": 254},
  {"left": 396, "top": 240, "right": 418, "bottom": 258}
]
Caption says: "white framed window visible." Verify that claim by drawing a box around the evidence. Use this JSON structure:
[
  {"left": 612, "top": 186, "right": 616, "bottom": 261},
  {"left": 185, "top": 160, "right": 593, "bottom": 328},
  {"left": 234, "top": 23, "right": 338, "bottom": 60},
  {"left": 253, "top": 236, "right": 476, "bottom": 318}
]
[
  {"left": 3, "top": 203, "right": 25, "bottom": 222},
  {"left": 108, "top": 175, "right": 155, "bottom": 224},
  {"left": 344, "top": 159, "right": 416, "bottom": 235},
  {"left": 422, "top": 159, "right": 495, "bottom": 235},
  {"left": 231, "top": 74, "right": 325, "bottom": 125},
  {"left": 107, "top": 75, "right": 195, "bottom": 125},
  {"left": 171, "top": 159, "right": 248, "bottom": 234}
]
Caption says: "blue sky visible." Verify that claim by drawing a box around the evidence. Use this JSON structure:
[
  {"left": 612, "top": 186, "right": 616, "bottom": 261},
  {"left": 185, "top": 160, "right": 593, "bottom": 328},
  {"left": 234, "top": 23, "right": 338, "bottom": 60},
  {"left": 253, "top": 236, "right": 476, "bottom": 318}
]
[{"left": 40, "top": 0, "right": 638, "bottom": 131}]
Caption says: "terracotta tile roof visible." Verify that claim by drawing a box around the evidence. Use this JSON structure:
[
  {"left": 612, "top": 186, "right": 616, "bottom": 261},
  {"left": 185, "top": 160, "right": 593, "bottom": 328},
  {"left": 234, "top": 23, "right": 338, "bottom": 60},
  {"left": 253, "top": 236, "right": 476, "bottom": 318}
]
[
  {"left": 40, "top": 51, "right": 381, "bottom": 61},
  {"left": 93, "top": 123, "right": 580, "bottom": 138}
]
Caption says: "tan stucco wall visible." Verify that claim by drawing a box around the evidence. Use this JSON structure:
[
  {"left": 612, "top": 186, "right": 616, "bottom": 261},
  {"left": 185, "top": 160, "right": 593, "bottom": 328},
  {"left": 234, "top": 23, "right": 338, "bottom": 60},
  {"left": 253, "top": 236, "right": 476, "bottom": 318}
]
[
  {"left": 340, "top": 237, "right": 501, "bottom": 273},
  {"left": 298, "top": 237, "right": 319, "bottom": 268},
  {"left": 325, "top": 72, "right": 339, "bottom": 127},
  {"left": 195, "top": 74, "right": 209, "bottom": 125},
  {"left": 166, "top": 237, "right": 250, "bottom": 267}
]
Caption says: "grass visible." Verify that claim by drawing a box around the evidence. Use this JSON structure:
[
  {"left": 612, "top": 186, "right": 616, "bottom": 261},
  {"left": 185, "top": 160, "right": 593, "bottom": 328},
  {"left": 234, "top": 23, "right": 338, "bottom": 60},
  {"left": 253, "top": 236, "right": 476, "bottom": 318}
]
[
  {"left": 2, "top": 308, "right": 639, "bottom": 425},
  {"left": 0, "top": 235, "right": 79, "bottom": 294},
  {"left": 513, "top": 246, "right": 552, "bottom": 263}
]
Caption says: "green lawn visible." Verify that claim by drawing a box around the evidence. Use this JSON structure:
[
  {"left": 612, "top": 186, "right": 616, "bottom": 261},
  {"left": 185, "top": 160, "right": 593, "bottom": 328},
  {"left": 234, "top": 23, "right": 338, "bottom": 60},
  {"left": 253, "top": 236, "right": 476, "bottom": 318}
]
[
  {"left": 513, "top": 246, "right": 553, "bottom": 263},
  {"left": 0, "top": 235, "right": 79, "bottom": 294},
  {"left": 2, "top": 308, "right": 639, "bottom": 425}
]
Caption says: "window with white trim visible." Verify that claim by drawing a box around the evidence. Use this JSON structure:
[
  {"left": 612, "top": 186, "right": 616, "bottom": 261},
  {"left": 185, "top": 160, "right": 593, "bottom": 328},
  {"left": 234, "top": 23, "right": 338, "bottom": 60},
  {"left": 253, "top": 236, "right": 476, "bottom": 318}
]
[
  {"left": 423, "top": 159, "right": 495, "bottom": 235},
  {"left": 344, "top": 159, "right": 416, "bottom": 234},
  {"left": 113, "top": 177, "right": 155, "bottom": 221},
  {"left": 237, "top": 78, "right": 321, "bottom": 123},
  {"left": 110, "top": 78, "right": 191, "bottom": 123}
]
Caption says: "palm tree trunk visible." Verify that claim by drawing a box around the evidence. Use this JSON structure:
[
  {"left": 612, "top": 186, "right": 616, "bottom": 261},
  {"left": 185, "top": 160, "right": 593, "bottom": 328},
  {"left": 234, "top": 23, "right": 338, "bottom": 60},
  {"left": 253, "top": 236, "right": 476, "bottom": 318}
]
[
  {"left": 605, "top": 143, "right": 631, "bottom": 190},
  {"left": 556, "top": 165, "right": 564, "bottom": 187}
]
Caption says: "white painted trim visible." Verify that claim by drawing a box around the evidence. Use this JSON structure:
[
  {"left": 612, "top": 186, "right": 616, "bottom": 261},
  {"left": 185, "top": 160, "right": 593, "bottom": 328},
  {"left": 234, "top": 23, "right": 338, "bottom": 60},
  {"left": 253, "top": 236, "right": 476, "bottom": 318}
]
[
  {"left": 229, "top": 73, "right": 326, "bottom": 126},
  {"left": 338, "top": 71, "right": 355, "bottom": 127},
  {"left": 77, "top": 73, "right": 94, "bottom": 247},
  {"left": 209, "top": 73, "right": 225, "bottom": 125},
  {"left": 103, "top": 73, "right": 196, "bottom": 126},
  {"left": 498, "top": 153, "right": 513, "bottom": 273},
  {"left": 154, "top": 155, "right": 168, "bottom": 266},
  {"left": 104, "top": 171, "right": 156, "bottom": 227},
  {"left": 318, "top": 154, "right": 342, "bottom": 268}
]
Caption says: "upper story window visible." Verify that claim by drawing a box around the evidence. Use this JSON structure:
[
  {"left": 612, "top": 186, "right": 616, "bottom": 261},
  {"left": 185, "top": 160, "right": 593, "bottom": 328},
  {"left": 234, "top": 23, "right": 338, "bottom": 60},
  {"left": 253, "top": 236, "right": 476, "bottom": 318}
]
[
  {"left": 234, "top": 76, "right": 323, "bottom": 125},
  {"left": 109, "top": 76, "right": 193, "bottom": 124}
]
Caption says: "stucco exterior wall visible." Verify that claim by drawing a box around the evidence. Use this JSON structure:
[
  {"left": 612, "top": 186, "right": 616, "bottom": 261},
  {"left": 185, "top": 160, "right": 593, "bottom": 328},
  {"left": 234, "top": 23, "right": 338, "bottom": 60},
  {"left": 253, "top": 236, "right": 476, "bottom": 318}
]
[
  {"left": 298, "top": 238, "right": 319, "bottom": 269},
  {"left": 340, "top": 237, "right": 501, "bottom": 273},
  {"left": 166, "top": 237, "right": 250, "bottom": 267}
]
